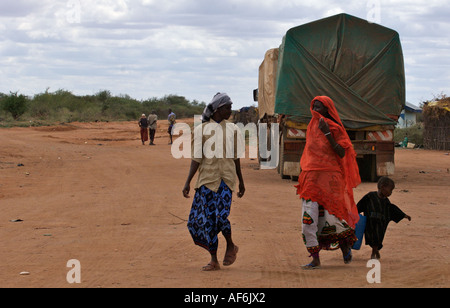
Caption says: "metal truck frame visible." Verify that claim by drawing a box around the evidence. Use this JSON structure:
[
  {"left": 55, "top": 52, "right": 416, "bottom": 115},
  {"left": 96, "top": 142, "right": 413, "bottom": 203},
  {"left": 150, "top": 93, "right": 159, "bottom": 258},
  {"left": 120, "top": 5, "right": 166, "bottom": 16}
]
[{"left": 279, "top": 118, "right": 395, "bottom": 182}]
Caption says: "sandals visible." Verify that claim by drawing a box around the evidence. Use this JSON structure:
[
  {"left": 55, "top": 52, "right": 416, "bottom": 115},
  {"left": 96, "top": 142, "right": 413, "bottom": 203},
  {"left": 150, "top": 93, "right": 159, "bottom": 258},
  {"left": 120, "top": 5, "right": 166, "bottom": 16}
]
[
  {"left": 301, "top": 262, "right": 321, "bottom": 270},
  {"left": 202, "top": 262, "right": 220, "bottom": 271},
  {"left": 201, "top": 245, "right": 239, "bottom": 271},
  {"left": 223, "top": 245, "right": 239, "bottom": 266}
]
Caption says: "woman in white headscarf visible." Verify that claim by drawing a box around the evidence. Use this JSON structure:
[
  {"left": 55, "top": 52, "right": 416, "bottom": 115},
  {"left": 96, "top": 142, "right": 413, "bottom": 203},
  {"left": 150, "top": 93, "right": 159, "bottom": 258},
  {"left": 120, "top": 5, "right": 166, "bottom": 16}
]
[
  {"left": 183, "top": 93, "right": 245, "bottom": 271},
  {"left": 201, "top": 92, "right": 233, "bottom": 122},
  {"left": 138, "top": 114, "right": 149, "bottom": 145}
]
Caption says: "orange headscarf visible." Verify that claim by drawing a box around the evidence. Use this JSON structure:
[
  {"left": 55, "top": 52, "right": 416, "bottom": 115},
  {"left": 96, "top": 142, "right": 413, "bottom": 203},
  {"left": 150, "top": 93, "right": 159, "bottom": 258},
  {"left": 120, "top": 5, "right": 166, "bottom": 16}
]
[{"left": 295, "top": 96, "right": 361, "bottom": 228}]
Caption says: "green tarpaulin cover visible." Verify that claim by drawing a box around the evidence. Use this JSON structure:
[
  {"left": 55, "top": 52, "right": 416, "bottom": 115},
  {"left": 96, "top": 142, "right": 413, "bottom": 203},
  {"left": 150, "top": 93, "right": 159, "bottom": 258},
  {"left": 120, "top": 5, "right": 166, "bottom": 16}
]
[{"left": 274, "top": 13, "right": 405, "bottom": 129}]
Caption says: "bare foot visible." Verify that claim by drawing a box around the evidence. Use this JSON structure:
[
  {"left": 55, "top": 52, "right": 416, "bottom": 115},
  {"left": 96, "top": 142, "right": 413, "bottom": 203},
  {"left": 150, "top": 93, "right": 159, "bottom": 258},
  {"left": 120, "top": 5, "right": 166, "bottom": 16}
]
[
  {"left": 371, "top": 251, "right": 381, "bottom": 259},
  {"left": 371, "top": 248, "right": 381, "bottom": 259}
]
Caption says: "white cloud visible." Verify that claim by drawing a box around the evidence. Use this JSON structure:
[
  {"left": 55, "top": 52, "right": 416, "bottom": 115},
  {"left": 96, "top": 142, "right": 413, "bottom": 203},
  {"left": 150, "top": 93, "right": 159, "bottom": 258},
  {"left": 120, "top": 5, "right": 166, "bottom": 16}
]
[{"left": 0, "top": 0, "right": 448, "bottom": 107}]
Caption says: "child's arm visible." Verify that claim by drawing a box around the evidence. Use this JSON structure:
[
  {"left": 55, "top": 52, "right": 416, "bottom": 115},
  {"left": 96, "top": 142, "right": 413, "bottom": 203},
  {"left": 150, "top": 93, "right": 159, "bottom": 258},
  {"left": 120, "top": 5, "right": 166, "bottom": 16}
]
[
  {"left": 356, "top": 193, "right": 370, "bottom": 214},
  {"left": 390, "top": 202, "right": 411, "bottom": 223}
]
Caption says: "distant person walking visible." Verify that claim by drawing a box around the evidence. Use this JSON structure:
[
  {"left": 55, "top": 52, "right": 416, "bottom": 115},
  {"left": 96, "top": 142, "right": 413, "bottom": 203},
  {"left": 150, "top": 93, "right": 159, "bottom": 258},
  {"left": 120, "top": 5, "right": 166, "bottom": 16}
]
[
  {"left": 296, "top": 96, "right": 361, "bottom": 270},
  {"left": 147, "top": 110, "right": 157, "bottom": 145},
  {"left": 182, "top": 93, "right": 245, "bottom": 271},
  {"left": 138, "top": 114, "right": 149, "bottom": 145},
  {"left": 168, "top": 109, "right": 176, "bottom": 145}
]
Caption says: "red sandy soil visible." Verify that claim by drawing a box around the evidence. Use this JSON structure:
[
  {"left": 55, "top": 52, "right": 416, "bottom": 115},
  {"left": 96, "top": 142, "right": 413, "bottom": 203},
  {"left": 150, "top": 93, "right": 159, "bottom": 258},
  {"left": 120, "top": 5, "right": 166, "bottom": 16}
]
[{"left": 0, "top": 119, "right": 448, "bottom": 288}]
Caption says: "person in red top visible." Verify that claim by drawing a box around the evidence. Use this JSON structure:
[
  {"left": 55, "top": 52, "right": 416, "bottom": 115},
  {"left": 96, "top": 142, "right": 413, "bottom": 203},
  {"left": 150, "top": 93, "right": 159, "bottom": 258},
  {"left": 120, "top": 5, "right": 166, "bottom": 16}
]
[
  {"left": 295, "top": 96, "right": 361, "bottom": 269},
  {"left": 138, "top": 114, "right": 149, "bottom": 145}
]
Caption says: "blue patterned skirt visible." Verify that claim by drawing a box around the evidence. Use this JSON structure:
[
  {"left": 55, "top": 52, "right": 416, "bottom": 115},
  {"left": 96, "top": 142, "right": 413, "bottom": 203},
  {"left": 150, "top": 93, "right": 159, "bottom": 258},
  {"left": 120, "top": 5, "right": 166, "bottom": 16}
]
[{"left": 187, "top": 180, "right": 232, "bottom": 254}]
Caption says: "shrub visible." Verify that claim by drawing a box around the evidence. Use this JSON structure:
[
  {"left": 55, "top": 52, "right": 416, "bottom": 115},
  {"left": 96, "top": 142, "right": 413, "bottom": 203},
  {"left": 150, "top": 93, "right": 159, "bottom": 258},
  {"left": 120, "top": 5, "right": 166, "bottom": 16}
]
[
  {"left": 1, "top": 89, "right": 208, "bottom": 126},
  {"left": 2, "top": 92, "right": 27, "bottom": 120}
]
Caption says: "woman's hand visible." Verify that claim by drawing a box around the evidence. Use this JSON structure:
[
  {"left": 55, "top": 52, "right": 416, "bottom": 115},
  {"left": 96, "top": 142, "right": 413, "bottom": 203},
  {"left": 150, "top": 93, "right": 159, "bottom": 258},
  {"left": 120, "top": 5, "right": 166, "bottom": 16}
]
[
  {"left": 237, "top": 182, "right": 245, "bottom": 198},
  {"left": 182, "top": 160, "right": 200, "bottom": 198},
  {"left": 318, "top": 117, "right": 330, "bottom": 134},
  {"left": 182, "top": 183, "right": 190, "bottom": 198}
]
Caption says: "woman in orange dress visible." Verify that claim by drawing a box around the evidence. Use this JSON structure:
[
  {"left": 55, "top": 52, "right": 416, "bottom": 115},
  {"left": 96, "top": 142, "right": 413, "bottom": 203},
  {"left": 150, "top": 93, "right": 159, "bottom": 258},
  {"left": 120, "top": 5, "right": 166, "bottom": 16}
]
[{"left": 296, "top": 96, "right": 361, "bottom": 269}]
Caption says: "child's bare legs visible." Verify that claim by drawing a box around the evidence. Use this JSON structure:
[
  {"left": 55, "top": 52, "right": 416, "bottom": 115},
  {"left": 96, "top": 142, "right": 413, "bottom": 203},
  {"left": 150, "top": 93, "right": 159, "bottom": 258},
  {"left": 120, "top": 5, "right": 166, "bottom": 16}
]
[{"left": 370, "top": 246, "right": 381, "bottom": 259}]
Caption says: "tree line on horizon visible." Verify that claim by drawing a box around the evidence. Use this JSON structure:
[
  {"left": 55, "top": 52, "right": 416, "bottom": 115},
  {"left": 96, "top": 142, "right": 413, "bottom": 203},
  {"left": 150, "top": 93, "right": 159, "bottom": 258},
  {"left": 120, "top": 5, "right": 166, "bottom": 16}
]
[{"left": 0, "top": 89, "right": 207, "bottom": 126}]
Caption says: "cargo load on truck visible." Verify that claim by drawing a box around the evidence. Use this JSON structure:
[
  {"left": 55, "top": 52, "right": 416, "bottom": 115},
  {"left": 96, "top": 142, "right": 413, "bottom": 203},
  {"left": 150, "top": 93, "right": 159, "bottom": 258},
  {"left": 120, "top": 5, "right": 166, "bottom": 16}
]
[
  {"left": 275, "top": 13, "right": 404, "bottom": 127},
  {"left": 256, "top": 13, "right": 405, "bottom": 181},
  {"left": 254, "top": 48, "right": 280, "bottom": 165},
  {"left": 257, "top": 48, "right": 279, "bottom": 121}
]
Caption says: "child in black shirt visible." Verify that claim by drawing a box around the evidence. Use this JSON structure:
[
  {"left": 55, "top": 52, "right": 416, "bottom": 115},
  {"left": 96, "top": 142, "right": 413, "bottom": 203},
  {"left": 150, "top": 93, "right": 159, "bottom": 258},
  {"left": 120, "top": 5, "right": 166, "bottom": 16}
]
[{"left": 357, "top": 177, "right": 411, "bottom": 259}]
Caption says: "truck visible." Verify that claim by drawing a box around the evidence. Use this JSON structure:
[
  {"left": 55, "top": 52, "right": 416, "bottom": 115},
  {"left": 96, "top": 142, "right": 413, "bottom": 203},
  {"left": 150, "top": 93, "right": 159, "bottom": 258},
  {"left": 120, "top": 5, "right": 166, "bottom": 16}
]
[{"left": 255, "top": 13, "right": 405, "bottom": 182}]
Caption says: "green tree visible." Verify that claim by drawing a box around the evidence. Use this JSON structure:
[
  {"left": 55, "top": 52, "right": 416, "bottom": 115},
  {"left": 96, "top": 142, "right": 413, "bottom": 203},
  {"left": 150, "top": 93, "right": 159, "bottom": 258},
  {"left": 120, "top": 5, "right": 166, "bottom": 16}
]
[
  {"left": 96, "top": 90, "right": 112, "bottom": 113},
  {"left": 2, "top": 92, "right": 27, "bottom": 120}
]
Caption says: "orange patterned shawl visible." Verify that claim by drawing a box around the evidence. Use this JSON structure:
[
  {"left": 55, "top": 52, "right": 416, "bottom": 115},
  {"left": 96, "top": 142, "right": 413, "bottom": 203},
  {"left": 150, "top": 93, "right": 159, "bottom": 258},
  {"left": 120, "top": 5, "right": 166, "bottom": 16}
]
[{"left": 295, "top": 96, "right": 361, "bottom": 228}]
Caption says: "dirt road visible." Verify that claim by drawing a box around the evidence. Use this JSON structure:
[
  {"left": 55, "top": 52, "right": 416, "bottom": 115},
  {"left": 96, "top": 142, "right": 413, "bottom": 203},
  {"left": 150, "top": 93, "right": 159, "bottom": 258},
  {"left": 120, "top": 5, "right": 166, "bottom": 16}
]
[{"left": 0, "top": 120, "right": 448, "bottom": 288}]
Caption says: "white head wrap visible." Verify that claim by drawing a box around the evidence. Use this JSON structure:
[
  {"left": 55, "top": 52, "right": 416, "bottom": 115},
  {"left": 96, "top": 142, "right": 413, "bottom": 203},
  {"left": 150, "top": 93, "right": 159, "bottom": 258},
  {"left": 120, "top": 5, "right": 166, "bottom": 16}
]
[{"left": 202, "top": 92, "right": 233, "bottom": 122}]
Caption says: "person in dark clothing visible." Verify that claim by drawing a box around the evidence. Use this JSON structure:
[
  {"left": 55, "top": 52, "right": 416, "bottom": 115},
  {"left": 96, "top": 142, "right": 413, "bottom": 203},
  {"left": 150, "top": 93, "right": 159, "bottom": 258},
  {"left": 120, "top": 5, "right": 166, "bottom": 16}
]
[
  {"left": 147, "top": 110, "right": 157, "bottom": 145},
  {"left": 357, "top": 177, "right": 411, "bottom": 259}
]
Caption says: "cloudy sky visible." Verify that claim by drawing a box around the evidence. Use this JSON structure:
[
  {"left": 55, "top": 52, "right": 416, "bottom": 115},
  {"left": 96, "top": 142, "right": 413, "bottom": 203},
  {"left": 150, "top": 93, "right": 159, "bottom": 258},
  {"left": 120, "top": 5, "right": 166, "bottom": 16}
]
[{"left": 0, "top": 0, "right": 448, "bottom": 109}]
